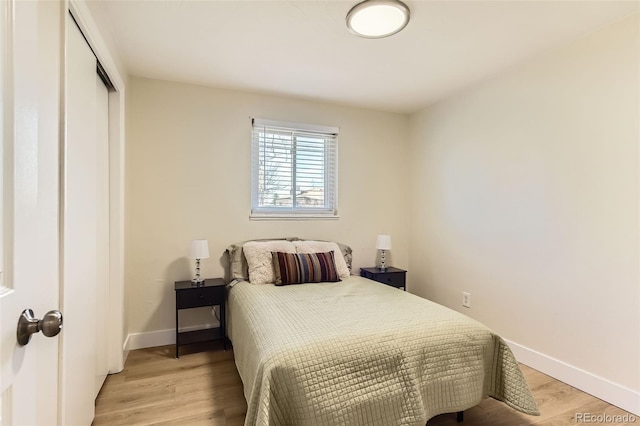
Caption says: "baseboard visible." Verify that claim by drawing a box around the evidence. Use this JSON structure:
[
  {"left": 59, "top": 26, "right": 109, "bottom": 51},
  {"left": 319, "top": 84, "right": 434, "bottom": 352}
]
[
  {"left": 127, "top": 321, "right": 220, "bottom": 351},
  {"left": 505, "top": 339, "right": 640, "bottom": 416},
  {"left": 123, "top": 335, "right": 130, "bottom": 364},
  {"left": 127, "top": 328, "right": 173, "bottom": 351}
]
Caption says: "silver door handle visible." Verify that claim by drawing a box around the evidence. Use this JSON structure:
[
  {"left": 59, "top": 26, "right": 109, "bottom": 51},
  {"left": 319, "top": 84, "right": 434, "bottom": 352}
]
[{"left": 17, "top": 309, "right": 63, "bottom": 346}]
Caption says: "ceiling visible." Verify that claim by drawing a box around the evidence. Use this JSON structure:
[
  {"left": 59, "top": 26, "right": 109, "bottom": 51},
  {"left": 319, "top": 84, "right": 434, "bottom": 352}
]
[{"left": 88, "top": 0, "right": 639, "bottom": 114}]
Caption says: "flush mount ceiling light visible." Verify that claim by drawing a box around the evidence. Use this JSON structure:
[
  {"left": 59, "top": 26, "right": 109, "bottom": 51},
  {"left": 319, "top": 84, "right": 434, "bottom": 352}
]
[{"left": 346, "top": 0, "right": 410, "bottom": 39}]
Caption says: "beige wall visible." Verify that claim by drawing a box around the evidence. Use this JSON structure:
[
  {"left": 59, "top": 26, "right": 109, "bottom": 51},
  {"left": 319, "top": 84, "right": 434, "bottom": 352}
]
[
  {"left": 126, "top": 77, "right": 409, "bottom": 335},
  {"left": 408, "top": 13, "right": 639, "bottom": 392}
]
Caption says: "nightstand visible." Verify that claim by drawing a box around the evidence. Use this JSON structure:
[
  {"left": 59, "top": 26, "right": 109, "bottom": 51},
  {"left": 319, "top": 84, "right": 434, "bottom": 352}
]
[
  {"left": 360, "top": 267, "right": 407, "bottom": 290},
  {"left": 174, "top": 278, "right": 226, "bottom": 358}
]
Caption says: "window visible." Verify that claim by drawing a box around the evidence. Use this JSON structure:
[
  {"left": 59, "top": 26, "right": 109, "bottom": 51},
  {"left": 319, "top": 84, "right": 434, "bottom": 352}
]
[{"left": 251, "top": 118, "right": 338, "bottom": 219}]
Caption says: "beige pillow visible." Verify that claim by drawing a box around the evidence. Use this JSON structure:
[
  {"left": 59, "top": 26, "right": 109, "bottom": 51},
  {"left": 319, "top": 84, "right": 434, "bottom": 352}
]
[
  {"left": 226, "top": 237, "right": 298, "bottom": 281},
  {"left": 292, "top": 240, "right": 350, "bottom": 279},
  {"left": 243, "top": 240, "right": 296, "bottom": 285}
]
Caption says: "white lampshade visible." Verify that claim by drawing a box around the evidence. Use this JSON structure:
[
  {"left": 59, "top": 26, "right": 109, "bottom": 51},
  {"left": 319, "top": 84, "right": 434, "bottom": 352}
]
[
  {"left": 346, "top": 0, "right": 410, "bottom": 39},
  {"left": 376, "top": 235, "right": 392, "bottom": 250},
  {"left": 189, "top": 239, "right": 210, "bottom": 259}
]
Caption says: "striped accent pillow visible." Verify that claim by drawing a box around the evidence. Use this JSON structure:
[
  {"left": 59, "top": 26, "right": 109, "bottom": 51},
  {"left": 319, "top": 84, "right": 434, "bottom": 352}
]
[{"left": 272, "top": 251, "right": 341, "bottom": 285}]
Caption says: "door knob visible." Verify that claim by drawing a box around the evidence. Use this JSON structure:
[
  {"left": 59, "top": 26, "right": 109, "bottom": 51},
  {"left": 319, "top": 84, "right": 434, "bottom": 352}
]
[{"left": 17, "top": 309, "right": 63, "bottom": 346}]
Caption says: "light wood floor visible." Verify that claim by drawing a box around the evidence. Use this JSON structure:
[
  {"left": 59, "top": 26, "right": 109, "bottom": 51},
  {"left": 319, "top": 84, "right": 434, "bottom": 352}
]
[{"left": 93, "top": 342, "right": 635, "bottom": 425}]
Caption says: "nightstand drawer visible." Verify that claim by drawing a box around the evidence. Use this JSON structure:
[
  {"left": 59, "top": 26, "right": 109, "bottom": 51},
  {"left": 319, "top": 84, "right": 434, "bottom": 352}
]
[
  {"left": 176, "top": 285, "right": 224, "bottom": 309},
  {"left": 360, "top": 267, "right": 407, "bottom": 290},
  {"left": 374, "top": 272, "right": 405, "bottom": 288}
]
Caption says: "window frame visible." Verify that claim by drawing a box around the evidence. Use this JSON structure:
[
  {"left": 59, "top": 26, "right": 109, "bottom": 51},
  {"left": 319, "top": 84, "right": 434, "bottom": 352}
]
[{"left": 250, "top": 118, "right": 339, "bottom": 220}]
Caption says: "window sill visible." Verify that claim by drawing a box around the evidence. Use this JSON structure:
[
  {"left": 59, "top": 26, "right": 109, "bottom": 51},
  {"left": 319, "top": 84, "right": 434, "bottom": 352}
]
[{"left": 249, "top": 213, "right": 340, "bottom": 221}]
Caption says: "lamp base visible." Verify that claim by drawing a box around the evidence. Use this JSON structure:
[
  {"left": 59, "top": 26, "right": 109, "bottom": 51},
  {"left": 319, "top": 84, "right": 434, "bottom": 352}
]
[
  {"left": 378, "top": 249, "right": 388, "bottom": 272},
  {"left": 192, "top": 258, "right": 204, "bottom": 286}
]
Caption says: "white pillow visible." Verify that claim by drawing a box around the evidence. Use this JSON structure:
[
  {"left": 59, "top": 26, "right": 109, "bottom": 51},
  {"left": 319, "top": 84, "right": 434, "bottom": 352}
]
[
  {"left": 243, "top": 240, "right": 296, "bottom": 285},
  {"left": 292, "top": 240, "right": 350, "bottom": 279}
]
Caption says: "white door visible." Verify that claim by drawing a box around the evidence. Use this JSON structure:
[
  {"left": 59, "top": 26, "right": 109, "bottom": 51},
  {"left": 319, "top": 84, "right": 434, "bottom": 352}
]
[
  {"left": 60, "top": 12, "right": 108, "bottom": 425},
  {"left": 0, "top": 0, "right": 62, "bottom": 424}
]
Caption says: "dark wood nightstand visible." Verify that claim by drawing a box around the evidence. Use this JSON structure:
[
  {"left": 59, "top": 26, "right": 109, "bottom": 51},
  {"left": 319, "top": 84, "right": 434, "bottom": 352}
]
[
  {"left": 360, "top": 267, "right": 407, "bottom": 290},
  {"left": 174, "top": 278, "right": 226, "bottom": 358}
]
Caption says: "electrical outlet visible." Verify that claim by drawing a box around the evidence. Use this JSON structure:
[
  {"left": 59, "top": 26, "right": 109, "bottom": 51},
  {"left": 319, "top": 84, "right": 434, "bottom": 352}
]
[{"left": 462, "top": 292, "right": 471, "bottom": 308}]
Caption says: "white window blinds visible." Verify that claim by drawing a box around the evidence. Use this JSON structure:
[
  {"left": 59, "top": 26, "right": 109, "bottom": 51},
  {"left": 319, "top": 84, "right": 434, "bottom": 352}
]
[{"left": 251, "top": 118, "right": 338, "bottom": 219}]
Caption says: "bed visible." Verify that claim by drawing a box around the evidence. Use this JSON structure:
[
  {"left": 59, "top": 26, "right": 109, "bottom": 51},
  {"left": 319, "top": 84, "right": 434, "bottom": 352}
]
[{"left": 225, "top": 239, "right": 539, "bottom": 426}]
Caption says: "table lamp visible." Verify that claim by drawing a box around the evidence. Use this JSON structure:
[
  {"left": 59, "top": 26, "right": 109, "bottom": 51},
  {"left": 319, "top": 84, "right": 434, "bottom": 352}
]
[
  {"left": 376, "top": 234, "right": 392, "bottom": 271},
  {"left": 189, "top": 239, "right": 210, "bottom": 285}
]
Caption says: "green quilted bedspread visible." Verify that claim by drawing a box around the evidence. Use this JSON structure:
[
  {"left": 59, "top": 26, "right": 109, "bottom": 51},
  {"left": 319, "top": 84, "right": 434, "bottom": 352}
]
[{"left": 228, "top": 276, "right": 539, "bottom": 425}]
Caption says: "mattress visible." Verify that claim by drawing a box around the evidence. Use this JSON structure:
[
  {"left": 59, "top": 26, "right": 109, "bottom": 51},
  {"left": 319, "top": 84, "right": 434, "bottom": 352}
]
[{"left": 228, "top": 276, "right": 539, "bottom": 426}]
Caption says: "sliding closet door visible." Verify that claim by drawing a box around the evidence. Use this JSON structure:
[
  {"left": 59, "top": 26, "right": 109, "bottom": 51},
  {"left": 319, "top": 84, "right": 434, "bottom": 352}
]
[
  {"left": 95, "top": 72, "right": 110, "bottom": 397},
  {"left": 61, "top": 12, "right": 110, "bottom": 424},
  {"left": 62, "top": 12, "right": 97, "bottom": 424}
]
